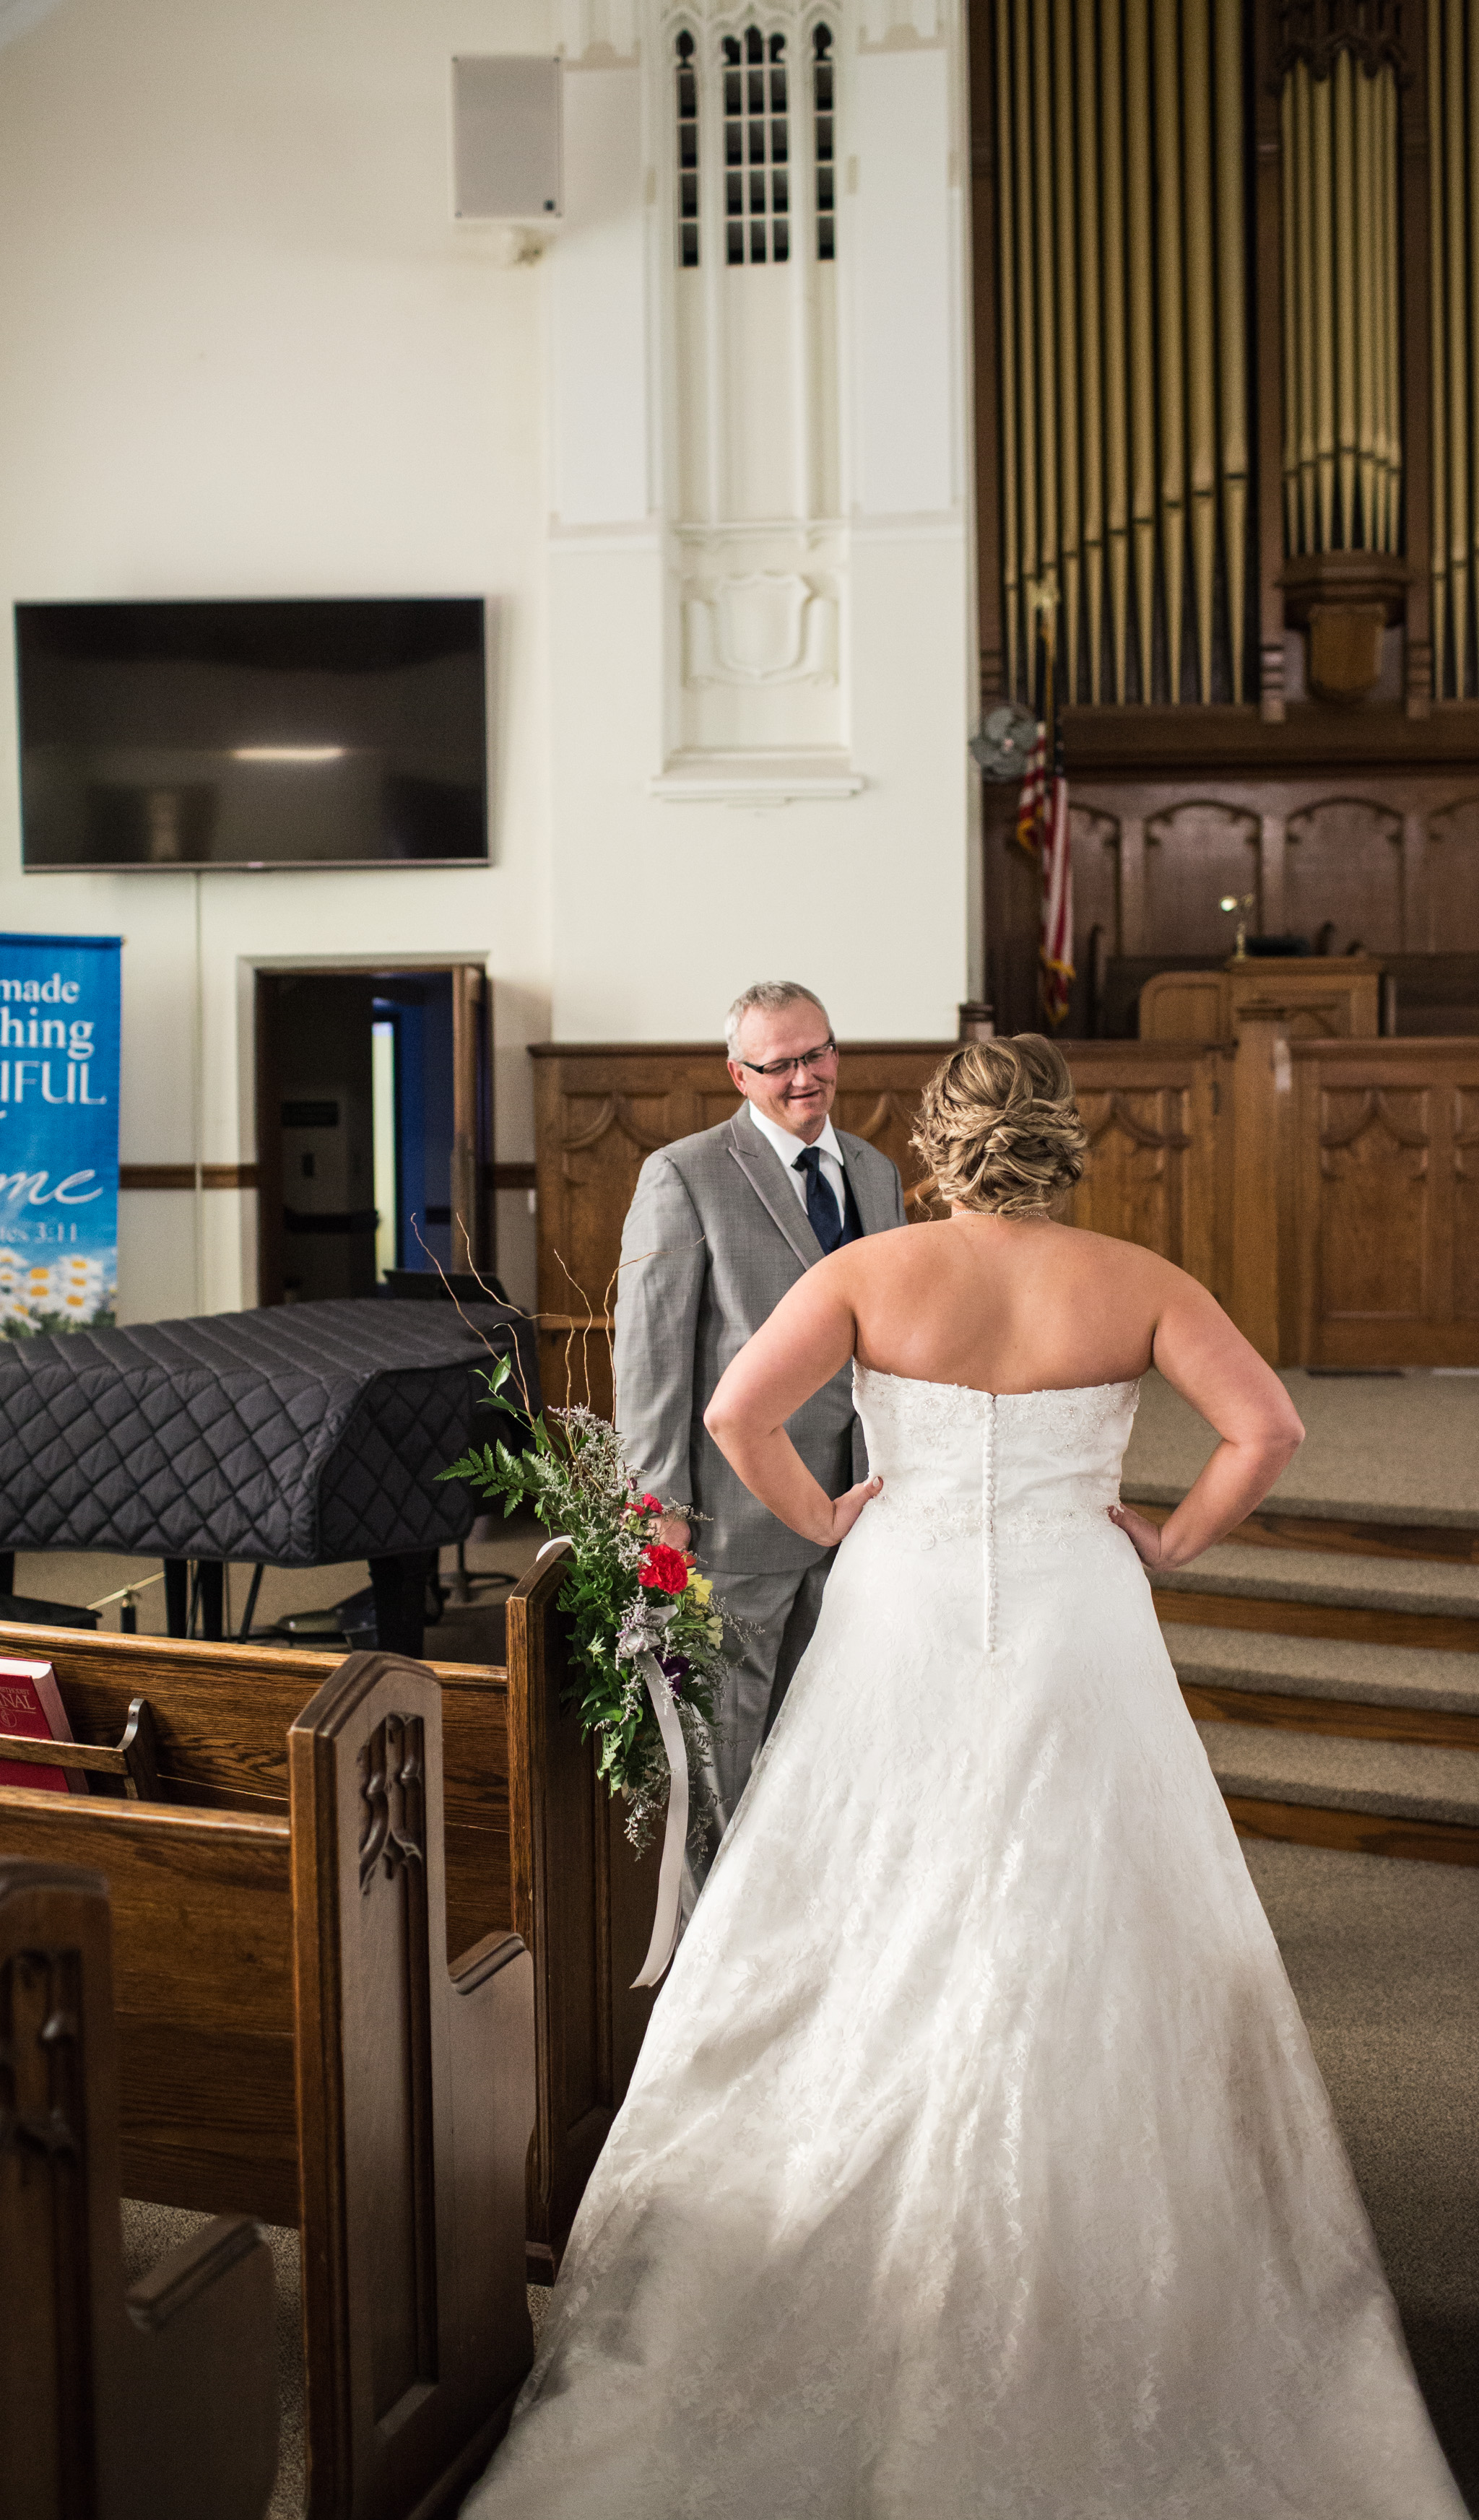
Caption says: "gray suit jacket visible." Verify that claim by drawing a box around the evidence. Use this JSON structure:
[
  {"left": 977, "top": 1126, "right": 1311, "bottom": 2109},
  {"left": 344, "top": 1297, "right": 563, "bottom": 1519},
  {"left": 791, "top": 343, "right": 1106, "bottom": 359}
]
[{"left": 612, "top": 1107, "right": 907, "bottom": 1574}]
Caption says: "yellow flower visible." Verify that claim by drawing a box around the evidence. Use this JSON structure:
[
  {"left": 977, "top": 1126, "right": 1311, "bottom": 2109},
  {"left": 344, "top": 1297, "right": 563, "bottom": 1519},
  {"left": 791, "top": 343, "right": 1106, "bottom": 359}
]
[{"left": 688, "top": 1573, "right": 714, "bottom": 1607}]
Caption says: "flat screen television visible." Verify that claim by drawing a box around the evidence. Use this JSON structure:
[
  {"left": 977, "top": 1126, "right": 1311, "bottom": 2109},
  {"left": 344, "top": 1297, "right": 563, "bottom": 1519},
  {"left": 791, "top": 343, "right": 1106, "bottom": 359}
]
[{"left": 14, "top": 597, "right": 488, "bottom": 871}]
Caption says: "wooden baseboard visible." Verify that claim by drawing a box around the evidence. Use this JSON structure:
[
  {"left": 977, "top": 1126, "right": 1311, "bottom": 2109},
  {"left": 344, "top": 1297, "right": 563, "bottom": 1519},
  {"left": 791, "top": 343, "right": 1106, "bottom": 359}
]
[
  {"left": 1138, "top": 1500, "right": 1479, "bottom": 1565},
  {"left": 1155, "top": 1588, "right": 1479, "bottom": 1655},
  {"left": 1184, "top": 1679, "right": 1479, "bottom": 1750},
  {"left": 1228, "top": 1792, "right": 1479, "bottom": 1865},
  {"left": 120, "top": 1163, "right": 259, "bottom": 1192}
]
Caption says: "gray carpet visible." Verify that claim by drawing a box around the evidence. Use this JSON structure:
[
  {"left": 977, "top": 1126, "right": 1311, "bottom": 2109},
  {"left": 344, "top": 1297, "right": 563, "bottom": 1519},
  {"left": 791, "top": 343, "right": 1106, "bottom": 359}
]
[
  {"left": 1123, "top": 1365, "right": 1479, "bottom": 1526},
  {"left": 1242, "top": 1838, "right": 1479, "bottom": 2508},
  {"left": 120, "top": 1846, "right": 1479, "bottom": 2516},
  {"left": 119, "top": 2205, "right": 304, "bottom": 2519}
]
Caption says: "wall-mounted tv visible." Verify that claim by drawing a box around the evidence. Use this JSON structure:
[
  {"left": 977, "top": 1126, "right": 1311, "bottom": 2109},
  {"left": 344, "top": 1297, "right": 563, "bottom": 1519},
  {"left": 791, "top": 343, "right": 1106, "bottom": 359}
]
[{"left": 14, "top": 597, "right": 488, "bottom": 872}]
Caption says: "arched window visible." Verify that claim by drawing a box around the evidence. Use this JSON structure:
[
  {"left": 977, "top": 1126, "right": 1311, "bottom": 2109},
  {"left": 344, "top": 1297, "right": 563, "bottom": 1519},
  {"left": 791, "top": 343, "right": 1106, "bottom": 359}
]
[
  {"left": 722, "top": 28, "right": 789, "bottom": 266},
  {"left": 675, "top": 30, "right": 700, "bottom": 269}
]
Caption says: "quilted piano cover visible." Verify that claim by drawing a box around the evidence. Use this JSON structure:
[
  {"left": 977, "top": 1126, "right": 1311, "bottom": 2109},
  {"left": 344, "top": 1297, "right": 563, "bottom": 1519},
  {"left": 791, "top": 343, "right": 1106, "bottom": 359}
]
[{"left": 0, "top": 1297, "right": 537, "bottom": 1565}]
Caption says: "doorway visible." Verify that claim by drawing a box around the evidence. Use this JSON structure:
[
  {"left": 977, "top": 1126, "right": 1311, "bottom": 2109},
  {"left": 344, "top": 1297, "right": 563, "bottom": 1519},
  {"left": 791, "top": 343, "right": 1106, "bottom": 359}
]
[{"left": 255, "top": 963, "right": 491, "bottom": 1306}]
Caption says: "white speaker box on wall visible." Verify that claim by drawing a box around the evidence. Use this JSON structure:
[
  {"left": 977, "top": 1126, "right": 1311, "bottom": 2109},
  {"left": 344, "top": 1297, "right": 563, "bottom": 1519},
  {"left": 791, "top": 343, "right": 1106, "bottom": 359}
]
[{"left": 452, "top": 56, "right": 563, "bottom": 221}]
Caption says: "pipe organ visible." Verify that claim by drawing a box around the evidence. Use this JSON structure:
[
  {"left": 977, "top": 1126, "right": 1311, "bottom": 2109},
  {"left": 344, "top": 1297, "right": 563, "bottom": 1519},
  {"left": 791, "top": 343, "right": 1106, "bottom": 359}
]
[
  {"left": 994, "top": 1, "right": 1248, "bottom": 705},
  {"left": 1428, "top": 0, "right": 1479, "bottom": 697},
  {"left": 971, "top": 0, "right": 1479, "bottom": 1042}
]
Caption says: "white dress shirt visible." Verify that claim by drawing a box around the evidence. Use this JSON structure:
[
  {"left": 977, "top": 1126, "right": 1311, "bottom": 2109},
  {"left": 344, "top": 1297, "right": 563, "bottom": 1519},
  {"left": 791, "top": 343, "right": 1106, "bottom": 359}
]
[{"left": 745, "top": 1102, "right": 851, "bottom": 1235}]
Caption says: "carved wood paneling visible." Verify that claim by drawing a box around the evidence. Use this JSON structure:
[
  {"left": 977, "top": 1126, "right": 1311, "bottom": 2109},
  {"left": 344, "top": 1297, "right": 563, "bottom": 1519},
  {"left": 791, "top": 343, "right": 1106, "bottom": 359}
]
[
  {"left": 1065, "top": 1044, "right": 1229, "bottom": 1299},
  {"left": 1314, "top": 1087, "right": 1432, "bottom": 1323},
  {"left": 1143, "top": 801, "right": 1260, "bottom": 955},
  {"left": 1285, "top": 798, "right": 1404, "bottom": 952},
  {"left": 985, "top": 770, "right": 1479, "bottom": 1033},
  {"left": 1426, "top": 799, "right": 1479, "bottom": 951},
  {"left": 533, "top": 1041, "right": 1233, "bottom": 1412},
  {"left": 1071, "top": 807, "right": 1122, "bottom": 965},
  {"left": 1295, "top": 1040, "right": 1479, "bottom": 1363}
]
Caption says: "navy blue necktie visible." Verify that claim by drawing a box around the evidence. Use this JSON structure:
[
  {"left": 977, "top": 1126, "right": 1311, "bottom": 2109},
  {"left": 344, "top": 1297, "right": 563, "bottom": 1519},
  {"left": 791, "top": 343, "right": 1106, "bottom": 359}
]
[{"left": 795, "top": 1145, "right": 845, "bottom": 1254}]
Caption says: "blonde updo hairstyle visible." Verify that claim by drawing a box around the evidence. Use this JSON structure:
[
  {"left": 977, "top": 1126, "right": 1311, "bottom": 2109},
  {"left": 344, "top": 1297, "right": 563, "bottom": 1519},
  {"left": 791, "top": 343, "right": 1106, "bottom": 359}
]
[{"left": 912, "top": 1033, "right": 1088, "bottom": 1219}]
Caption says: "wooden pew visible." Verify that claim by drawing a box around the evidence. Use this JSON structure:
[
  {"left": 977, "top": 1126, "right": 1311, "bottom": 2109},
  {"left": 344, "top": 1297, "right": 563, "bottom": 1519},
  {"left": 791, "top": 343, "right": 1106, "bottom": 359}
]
[
  {"left": 0, "top": 1651, "right": 534, "bottom": 2520},
  {"left": 0, "top": 1544, "right": 658, "bottom": 2276},
  {"left": 0, "top": 1856, "right": 279, "bottom": 2520}
]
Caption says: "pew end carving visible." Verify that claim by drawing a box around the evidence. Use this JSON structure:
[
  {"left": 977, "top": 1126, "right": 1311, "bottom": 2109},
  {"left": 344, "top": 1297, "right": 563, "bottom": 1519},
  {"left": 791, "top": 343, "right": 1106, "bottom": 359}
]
[
  {"left": 0, "top": 1649, "right": 539, "bottom": 2520},
  {"left": 289, "top": 1651, "right": 535, "bottom": 2519},
  {"left": 0, "top": 1856, "right": 279, "bottom": 2520},
  {"left": 508, "top": 1541, "right": 661, "bottom": 2281}
]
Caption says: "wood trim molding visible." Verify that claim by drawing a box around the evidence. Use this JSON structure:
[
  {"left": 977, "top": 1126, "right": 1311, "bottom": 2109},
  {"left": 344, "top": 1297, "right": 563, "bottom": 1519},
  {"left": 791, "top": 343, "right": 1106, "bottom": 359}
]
[
  {"left": 120, "top": 1164, "right": 259, "bottom": 1192},
  {"left": 1059, "top": 699, "right": 1479, "bottom": 773},
  {"left": 1227, "top": 1794, "right": 1479, "bottom": 1867},
  {"left": 1156, "top": 1587, "right": 1479, "bottom": 1656}
]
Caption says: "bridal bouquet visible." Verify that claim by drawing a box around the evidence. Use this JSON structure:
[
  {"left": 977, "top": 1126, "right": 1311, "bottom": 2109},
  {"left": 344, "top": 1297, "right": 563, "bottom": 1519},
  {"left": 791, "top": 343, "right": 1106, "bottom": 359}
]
[{"left": 438, "top": 1352, "right": 727, "bottom": 1851}]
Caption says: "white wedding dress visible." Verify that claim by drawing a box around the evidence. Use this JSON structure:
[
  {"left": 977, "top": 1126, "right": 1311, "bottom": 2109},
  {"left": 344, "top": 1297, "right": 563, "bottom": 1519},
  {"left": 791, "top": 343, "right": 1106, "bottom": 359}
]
[{"left": 465, "top": 1368, "right": 1464, "bottom": 2519}]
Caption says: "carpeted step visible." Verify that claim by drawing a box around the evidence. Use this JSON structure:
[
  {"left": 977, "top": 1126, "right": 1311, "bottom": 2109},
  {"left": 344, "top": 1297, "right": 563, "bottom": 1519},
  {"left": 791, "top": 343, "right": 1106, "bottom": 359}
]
[
  {"left": 1167, "top": 1622, "right": 1479, "bottom": 1716},
  {"left": 1122, "top": 1366, "right": 1479, "bottom": 1529},
  {"left": 1155, "top": 1542, "right": 1479, "bottom": 1619},
  {"left": 1197, "top": 1719, "right": 1479, "bottom": 1829}
]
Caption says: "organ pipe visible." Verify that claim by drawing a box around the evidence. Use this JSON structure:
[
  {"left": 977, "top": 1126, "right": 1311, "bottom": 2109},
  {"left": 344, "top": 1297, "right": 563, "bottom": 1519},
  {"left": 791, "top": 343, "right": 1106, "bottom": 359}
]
[
  {"left": 1214, "top": 0, "right": 1247, "bottom": 708},
  {"left": 995, "top": 0, "right": 1020, "bottom": 700},
  {"left": 1053, "top": 0, "right": 1083, "bottom": 695},
  {"left": 1125, "top": 0, "right": 1155, "bottom": 702},
  {"left": 1279, "top": 43, "right": 1402, "bottom": 565},
  {"left": 1426, "top": 0, "right": 1479, "bottom": 698},
  {"left": 994, "top": 0, "right": 1248, "bottom": 706},
  {"left": 1183, "top": 0, "right": 1216, "bottom": 704},
  {"left": 1075, "top": 0, "right": 1104, "bottom": 702},
  {"left": 1099, "top": 0, "right": 1127, "bottom": 704},
  {"left": 1444, "top": 0, "right": 1468, "bottom": 696}
]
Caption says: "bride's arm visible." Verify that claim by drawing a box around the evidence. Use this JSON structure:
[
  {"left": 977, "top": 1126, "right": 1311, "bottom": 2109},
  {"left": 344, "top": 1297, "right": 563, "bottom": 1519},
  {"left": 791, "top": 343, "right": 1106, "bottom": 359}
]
[
  {"left": 1109, "top": 1274, "right": 1304, "bottom": 1571},
  {"left": 703, "top": 1257, "right": 882, "bottom": 1547}
]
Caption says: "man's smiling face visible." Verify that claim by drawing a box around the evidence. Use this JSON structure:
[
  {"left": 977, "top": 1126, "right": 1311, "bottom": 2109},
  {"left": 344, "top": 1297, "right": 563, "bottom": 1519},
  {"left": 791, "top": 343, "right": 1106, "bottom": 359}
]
[{"left": 727, "top": 1001, "right": 838, "bottom": 1145}]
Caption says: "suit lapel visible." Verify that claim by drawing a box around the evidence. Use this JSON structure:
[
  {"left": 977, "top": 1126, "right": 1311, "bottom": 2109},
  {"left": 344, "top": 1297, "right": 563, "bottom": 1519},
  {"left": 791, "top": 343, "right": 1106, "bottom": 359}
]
[
  {"left": 724, "top": 1111, "right": 822, "bottom": 1269},
  {"left": 835, "top": 1132, "right": 892, "bottom": 1237}
]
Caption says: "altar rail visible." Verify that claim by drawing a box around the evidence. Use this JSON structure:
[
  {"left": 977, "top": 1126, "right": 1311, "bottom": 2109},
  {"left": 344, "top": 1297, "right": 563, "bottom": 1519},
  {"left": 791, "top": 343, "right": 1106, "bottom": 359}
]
[
  {"left": 1293, "top": 1038, "right": 1479, "bottom": 1368},
  {"left": 531, "top": 1035, "right": 1479, "bottom": 1394},
  {"left": 531, "top": 1042, "right": 1231, "bottom": 1415}
]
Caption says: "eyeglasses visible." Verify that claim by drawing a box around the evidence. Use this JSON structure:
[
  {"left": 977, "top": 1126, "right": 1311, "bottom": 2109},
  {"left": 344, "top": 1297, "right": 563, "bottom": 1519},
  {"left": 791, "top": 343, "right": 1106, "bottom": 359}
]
[{"left": 734, "top": 1037, "right": 838, "bottom": 1081}]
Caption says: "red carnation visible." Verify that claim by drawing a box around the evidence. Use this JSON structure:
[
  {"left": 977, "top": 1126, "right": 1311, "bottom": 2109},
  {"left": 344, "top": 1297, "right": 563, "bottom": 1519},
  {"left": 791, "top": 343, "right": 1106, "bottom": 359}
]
[
  {"left": 641, "top": 1493, "right": 664, "bottom": 1515},
  {"left": 638, "top": 1542, "right": 690, "bottom": 1595}
]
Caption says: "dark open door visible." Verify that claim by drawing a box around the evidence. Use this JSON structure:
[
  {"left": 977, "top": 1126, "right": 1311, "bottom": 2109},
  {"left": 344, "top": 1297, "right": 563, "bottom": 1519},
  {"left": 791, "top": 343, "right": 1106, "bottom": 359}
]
[{"left": 254, "top": 963, "right": 493, "bottom": 1308}]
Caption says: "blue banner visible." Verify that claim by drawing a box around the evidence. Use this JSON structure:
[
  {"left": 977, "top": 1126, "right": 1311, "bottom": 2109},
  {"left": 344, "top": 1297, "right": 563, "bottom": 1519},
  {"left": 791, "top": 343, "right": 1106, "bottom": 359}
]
[{"left": 0, "top": 933, "right": 121, "bottom": 1335}]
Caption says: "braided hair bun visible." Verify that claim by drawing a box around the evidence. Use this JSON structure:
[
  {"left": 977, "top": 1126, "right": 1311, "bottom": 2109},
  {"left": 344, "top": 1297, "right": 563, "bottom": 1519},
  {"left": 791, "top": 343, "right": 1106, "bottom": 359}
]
[{"left": 912, "top": 1033, "right": 1087, "bottom": 1218}]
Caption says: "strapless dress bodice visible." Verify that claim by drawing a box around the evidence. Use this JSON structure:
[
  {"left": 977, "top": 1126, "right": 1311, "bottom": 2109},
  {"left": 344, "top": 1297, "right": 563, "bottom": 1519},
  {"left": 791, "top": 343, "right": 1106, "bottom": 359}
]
[{"left": 853, "top": 1362, "right": 1140, "bottom": 1546}]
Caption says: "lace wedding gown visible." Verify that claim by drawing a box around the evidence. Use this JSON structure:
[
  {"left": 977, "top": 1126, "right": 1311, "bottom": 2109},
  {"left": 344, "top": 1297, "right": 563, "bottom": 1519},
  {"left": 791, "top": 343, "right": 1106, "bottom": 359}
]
[{"left": 466, "top": 1369, "right": 1464, "bottom": 2519}]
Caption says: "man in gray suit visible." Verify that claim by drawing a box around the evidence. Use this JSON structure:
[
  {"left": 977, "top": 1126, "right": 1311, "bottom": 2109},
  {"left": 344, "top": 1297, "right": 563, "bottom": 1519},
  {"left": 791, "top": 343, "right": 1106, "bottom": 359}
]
[{"left": 613, "top": 981, "right": 907, "bottom": 1822}]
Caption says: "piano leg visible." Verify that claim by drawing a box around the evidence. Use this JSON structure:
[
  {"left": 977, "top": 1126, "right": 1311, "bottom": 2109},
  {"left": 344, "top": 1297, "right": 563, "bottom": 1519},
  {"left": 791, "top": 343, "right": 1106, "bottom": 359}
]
[
  {"left": 164, "top": 1559, "right": 189, "bottom": 1638},
  {"left": 197, "top": 1562, "right": 225, "bottom": 1642},
  {"left": 368, "top": 1553, "right": 427, "bottom": 1659}
]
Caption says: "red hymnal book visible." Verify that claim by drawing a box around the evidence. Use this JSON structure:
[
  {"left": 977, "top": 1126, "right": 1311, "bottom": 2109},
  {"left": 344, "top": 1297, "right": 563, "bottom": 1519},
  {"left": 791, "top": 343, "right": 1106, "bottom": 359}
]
[{"left": 0, "top": 1656, "right": 82, "bottom": 1794}]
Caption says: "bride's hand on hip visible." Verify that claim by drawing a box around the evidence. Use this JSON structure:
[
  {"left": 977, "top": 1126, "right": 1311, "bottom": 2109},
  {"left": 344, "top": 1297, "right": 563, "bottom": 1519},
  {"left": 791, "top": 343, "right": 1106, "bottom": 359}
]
[
  {"left": 1108, "top": 1502, "right": 1170, "bottom": 1567},
  {"left": 827, "top": 1475, "right": 882, "bottom": 1546}
]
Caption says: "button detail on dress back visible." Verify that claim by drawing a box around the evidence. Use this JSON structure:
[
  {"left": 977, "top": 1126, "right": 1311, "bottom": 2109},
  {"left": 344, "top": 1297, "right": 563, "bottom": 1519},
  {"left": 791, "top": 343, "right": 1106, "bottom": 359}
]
[{"left": 981, "top": 1392, "right": 998, "bottom": 1654}]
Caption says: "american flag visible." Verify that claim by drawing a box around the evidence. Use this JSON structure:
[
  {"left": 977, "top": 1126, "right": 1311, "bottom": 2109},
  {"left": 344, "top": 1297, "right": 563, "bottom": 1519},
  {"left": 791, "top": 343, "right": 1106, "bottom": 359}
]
[
  {"left": 1013, "top": 606, "right": 1074, "bottom": 1027},
  {"left": 1038, "top": 715, "right": 1073, "bottom": 1028}
]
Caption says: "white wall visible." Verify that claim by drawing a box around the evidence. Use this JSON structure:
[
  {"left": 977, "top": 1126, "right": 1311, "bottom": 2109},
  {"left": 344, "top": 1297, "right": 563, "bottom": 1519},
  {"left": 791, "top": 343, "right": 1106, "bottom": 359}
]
[{"left": 0, "top": 0, "right": 976, "bottom": 1323}]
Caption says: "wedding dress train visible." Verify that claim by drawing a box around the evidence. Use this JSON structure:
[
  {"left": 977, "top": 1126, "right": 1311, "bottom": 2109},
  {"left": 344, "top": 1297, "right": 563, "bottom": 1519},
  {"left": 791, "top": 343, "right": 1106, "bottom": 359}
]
[{"left": 465, "top": 1368, "right": 1464, "bottom": 2519}]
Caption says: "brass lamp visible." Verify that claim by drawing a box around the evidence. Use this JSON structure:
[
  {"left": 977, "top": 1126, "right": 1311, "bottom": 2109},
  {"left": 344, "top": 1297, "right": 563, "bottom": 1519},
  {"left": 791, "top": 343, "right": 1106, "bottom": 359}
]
[{"left": 1220, "top": 892, "right": 1255, "bottom": 960}]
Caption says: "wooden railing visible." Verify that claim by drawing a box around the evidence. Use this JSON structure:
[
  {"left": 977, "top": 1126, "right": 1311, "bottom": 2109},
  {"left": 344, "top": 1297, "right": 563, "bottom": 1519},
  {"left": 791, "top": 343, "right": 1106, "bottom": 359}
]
[{"left": 532, "top": 1027, "right": 1479, "bottom": 1384}]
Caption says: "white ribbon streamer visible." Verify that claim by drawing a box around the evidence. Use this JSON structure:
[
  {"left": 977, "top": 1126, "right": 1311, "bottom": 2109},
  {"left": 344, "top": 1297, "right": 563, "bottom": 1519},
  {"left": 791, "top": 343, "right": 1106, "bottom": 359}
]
[
  {"left": 630, "top": 1649, "right": 688, "bottom": 1989},
  {"left": 534, "top": 1536, "right": 688, "bottom": 1990}
]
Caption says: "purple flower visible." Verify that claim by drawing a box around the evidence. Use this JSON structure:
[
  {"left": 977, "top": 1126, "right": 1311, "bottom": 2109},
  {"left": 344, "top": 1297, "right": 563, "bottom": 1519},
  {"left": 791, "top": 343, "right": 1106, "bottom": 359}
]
[{"left": 657, "top": 1651, "right": 690, "bottom": 1698}]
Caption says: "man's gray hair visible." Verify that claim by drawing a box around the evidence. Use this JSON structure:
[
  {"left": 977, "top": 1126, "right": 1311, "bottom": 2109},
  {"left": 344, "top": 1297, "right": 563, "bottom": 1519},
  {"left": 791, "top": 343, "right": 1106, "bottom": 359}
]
[{"left": 724, "top": 981, "right": 831, "bottom": 1059}]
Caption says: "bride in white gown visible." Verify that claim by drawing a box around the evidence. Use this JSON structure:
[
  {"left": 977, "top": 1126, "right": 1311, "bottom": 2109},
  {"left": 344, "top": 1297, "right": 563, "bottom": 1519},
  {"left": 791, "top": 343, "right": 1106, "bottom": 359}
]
[{"left": 465, "top": 1033, "right": 1465, "bottom": 2519}]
